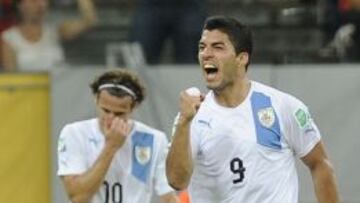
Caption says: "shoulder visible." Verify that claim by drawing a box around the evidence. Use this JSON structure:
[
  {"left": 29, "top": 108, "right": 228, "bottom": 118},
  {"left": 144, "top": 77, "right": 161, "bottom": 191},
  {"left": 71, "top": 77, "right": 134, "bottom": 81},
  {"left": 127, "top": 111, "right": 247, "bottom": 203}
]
[
  {"left": 251, "top": 81, "right": 306, "bottom": 110},
  {"left": 251, "top": 81, "right": 311, "bottom": 129},
  {"left": 63, "top": 118, "right": 96, "bottom": 130},
  {"left": 132, "top": 121, "right": 169, "bottom": 153},
  {"left": 2, "top": 26, "right": 19, "bottom": 41},
  {"left": 133, "top": 121, "right": 167, "bottom": 140},
  {"left": 60, "top": 118, "right": 98, "bottom": 140}
]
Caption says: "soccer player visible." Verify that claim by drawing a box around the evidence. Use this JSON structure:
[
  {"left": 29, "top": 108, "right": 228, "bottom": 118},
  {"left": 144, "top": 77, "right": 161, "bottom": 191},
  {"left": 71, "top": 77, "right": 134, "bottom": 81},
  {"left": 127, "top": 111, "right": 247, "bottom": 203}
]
[
  {"left": 57, "top": 69, "right": 179, "bottom": 203},
  {"left": 166, "top": 16, "right": 341, "bottom": 203}
]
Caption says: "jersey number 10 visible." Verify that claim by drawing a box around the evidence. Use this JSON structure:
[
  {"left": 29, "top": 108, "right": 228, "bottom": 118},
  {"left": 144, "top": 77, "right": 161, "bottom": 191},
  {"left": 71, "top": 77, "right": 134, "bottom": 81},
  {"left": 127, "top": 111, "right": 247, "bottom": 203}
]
[{"left": 103, "top": 181, "right": 122, "bottom": 203}]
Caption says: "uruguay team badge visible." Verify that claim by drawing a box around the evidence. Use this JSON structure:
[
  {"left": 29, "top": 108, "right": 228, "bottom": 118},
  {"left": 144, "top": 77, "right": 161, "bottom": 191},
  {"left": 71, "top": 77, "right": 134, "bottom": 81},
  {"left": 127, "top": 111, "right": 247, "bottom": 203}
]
[
  {"left": 257, "top": 107, "right": 275, "bottom": 128},
  {"left": 135, "top": 145, "right": 151, "bottom": 165}
]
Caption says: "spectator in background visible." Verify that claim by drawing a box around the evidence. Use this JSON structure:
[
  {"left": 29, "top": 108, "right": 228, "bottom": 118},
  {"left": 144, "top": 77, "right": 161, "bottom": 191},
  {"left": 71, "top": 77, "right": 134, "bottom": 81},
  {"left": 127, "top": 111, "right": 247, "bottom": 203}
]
[
  {"left": 128, "top": 0, "right": 207, "bottom": 64},
  {"left": 1, "top": 0, "right": 97, "bottom": 71},
  {"left": 320, "top": 0, "right": 360, "bottom": 61},
  {"left": 338, "top": 0, "right": 360, "bottom": 61}
]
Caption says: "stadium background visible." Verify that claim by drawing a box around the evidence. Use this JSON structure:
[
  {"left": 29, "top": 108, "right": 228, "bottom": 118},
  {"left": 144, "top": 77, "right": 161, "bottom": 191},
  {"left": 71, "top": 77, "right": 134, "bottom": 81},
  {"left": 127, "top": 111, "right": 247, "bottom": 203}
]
[
  {"left": 1, "top": 65, "right": 359, "bottom": 203},
  {"left": 1, "top": 0, "right": 360, "bottom": 202}
]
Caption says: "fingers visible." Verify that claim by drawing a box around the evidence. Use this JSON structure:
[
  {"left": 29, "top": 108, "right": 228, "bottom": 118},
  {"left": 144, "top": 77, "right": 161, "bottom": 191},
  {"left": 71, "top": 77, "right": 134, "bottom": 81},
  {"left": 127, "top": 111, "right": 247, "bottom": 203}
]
[
  {"left": 109, "top": 117, "right": 130, "bottom": 137},
  {"left": 179, "top": 90, "right": 203, "bottom": 120},
  {"left": 181, "top": 90, "right": 202, "bottom": 107},
  {"left": 104, "top": 117, "right": 130, "bottom": 149}
]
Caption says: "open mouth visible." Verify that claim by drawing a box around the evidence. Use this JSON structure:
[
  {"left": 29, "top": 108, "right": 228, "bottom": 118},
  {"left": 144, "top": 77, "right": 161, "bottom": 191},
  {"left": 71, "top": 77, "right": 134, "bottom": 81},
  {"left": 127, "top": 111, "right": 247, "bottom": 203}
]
[{"left": 204, "top": 64, "right": 219, "bottom": 80}]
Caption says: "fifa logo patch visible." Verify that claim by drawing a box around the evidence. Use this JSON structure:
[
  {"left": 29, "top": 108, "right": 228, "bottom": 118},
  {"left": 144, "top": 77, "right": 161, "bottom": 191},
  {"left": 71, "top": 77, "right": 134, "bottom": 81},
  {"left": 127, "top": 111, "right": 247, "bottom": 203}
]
[
  {"left": 294, "top": 108, "right": 311, "bottom": 129},
  {"left": 257, "top": 107, "right": 275, "bottom": 128},
  {"left": 135, "top": 145, "right": 151, "bottom": 165},
  {"left": 58, "top": 138, "right": 66, "bottom": 153}
]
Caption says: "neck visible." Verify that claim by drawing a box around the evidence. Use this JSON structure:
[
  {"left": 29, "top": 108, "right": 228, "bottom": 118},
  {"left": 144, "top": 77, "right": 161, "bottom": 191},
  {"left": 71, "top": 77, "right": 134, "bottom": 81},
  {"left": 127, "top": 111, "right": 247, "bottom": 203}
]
[
  {"left": 20, "top": 15, "right": 44, "bottom": 26},
  {"left": 22, "top": 20, "right": 42, "bottom": 26},
  {"left": 214, "top": 77, "right": 251, "bottom": 108}
]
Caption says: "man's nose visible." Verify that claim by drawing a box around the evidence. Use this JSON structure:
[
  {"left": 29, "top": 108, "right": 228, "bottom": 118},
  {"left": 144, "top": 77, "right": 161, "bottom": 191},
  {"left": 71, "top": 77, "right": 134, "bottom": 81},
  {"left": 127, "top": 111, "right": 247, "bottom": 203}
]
[
  {"left": 106, "top": 112, "right": 116, "bottom": 120},
  {"left": 200, "top": 48, "right": 214, "bottom": 60}
]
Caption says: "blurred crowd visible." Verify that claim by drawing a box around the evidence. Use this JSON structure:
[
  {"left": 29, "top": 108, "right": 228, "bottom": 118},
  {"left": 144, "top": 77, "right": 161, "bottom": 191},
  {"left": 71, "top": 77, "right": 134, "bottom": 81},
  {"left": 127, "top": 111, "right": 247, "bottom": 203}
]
[
  {"left": 0, "top": 0, "right": 207, "bottom": 71},
  {"left": 0, "top": 0, "right": 359, "bottom": 72},
  {"left": 320, "top": 0, "right": 360, "bottom": 62},
  {"left": 0, "top": 0, "right": 97, "bottom": 71}
]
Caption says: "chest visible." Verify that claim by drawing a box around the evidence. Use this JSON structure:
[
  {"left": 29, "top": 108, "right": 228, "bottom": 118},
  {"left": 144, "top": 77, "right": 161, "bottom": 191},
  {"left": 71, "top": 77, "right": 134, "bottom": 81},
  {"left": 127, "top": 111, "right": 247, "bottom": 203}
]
[
  {"left": 85, "top": 133, "right": 156, "bottom": 184},
  {"left": 196, "top": 113, "right": 256, "bottom": 160},
  {"left": 194, "top": 105, "right": 286, "bottom": 163},
  {"left": 17, "top": 40, "right": 63, "bottom": 68}
]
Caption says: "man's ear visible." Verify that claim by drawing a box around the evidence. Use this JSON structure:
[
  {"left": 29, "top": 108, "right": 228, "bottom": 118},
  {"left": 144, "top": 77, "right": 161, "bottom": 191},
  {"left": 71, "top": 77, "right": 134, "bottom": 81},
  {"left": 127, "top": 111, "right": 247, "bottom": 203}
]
[
  {"left": 236, "top": 52, "right": 249, "bottom": 67},
  {"left": 131, "top": 101, "right": 139, "bottom": 112}
]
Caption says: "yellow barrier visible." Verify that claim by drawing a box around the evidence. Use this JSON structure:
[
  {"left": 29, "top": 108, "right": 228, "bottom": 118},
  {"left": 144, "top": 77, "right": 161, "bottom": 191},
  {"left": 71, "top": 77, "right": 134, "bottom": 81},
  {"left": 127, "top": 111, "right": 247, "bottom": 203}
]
[{"left": 0, "top": 73, "right": 50, "bottom": 203}]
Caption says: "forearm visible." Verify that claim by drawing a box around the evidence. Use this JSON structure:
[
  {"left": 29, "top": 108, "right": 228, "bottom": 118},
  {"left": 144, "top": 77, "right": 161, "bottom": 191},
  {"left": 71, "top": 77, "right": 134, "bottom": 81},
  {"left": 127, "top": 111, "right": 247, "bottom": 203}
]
[
  {"left": 166, "top": 117, "right": 193, "bottom": 190},
  {"left": 311, "top": 160, "right": 341, "bottom": 203},
  {"left": 78, "top": 0, "right": 97, "bottom": 27},
  {"left": 60, "top": 0, "right": 97, "bottom": 40},
  {"left": 64, "top": 145, "right": 117, "bottom": 203}
]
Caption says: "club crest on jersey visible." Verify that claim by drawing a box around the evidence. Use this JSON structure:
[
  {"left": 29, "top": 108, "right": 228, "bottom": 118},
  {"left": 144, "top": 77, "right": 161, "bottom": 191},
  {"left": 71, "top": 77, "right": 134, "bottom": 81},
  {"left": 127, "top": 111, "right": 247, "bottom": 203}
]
[
  {"left": 135, "top": 145, "right": 151, "bottom": 165},
  {"left": 257, "top": 107, "right": 275, "bottom": 128}
]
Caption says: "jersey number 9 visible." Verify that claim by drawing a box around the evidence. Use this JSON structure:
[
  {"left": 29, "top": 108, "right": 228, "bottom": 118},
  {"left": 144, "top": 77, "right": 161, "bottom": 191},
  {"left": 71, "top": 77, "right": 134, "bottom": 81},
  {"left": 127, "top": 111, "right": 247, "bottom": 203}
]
[{"left": 230, "top": 157, "right": 246, "bottom": 184}]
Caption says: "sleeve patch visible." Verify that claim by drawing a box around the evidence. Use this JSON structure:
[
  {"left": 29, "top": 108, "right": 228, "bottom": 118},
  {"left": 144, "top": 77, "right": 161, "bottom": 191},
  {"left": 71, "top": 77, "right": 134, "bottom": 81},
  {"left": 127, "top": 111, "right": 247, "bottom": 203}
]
[
  {"left": 294, "top": 108, "right": 310, "bottom": 129},
  {"left": 58, "top": 137, "right": 66, "bottom": 153}
]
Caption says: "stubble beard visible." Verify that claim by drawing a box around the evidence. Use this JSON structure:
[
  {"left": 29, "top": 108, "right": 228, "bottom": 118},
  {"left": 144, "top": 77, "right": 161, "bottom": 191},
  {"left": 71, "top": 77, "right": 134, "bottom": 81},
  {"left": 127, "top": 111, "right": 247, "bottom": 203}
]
[{"left": 207, "top": 79, "right": 233, "bottom": 94}]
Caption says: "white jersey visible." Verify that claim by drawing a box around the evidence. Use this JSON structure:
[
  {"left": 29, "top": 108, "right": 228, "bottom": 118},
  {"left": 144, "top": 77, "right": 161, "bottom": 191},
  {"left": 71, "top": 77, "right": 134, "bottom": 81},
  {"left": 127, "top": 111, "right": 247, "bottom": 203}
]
[
  {"left": 187, "top": 81, "right": 321, "bottom": 203},
  {"left": 57, "top": 118, "right": 173, "bottom": 203}
]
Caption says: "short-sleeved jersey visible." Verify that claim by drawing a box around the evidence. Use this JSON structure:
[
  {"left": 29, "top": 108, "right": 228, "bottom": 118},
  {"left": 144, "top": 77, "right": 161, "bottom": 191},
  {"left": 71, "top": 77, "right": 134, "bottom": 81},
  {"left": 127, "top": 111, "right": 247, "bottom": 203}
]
[
  {"left": 57, "top": 118, "right": 173, "bottom": 203},
  {"left": 187, "top": 81, "right": 321, "bottom": 203}
]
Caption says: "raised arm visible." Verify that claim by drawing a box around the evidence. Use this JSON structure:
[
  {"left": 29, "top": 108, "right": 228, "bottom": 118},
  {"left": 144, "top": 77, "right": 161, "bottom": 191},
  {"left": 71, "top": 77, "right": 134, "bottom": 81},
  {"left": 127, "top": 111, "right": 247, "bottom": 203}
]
[
  {"left": 59, "top": 0, "right": 97, "bottom": 40},
  {"left": 301, "top": 141, "right": 341, "bottom": 203},
  {"left": 166, "top": 90, "right": 202, "bottom": 190}
]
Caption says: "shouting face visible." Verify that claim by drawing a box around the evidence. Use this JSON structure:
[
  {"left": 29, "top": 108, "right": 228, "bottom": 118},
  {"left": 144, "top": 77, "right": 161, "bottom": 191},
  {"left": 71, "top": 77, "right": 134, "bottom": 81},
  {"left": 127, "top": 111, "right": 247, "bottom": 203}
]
[{"left": 198, "top": 29, "right": 246, "bottom": 92}]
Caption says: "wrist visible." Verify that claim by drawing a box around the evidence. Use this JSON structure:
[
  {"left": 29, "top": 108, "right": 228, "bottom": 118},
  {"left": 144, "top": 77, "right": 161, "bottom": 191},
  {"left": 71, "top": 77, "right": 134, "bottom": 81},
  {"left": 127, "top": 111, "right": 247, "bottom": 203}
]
[
  {"left": 104, "top": 141, "right": 120, "bottom": 154},
  {"left": 178, "top": 114, "right": 193, "bottom": 125}
]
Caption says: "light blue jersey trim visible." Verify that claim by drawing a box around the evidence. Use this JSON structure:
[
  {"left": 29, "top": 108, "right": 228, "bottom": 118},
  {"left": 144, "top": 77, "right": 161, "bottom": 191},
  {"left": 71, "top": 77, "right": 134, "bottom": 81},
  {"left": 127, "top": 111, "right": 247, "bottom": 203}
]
[
  {"left": 131, "top": 131, "right": 154, "bottom": 183},
  {"left": 250, "top": 92, "right": 282, "bottom": 149}
]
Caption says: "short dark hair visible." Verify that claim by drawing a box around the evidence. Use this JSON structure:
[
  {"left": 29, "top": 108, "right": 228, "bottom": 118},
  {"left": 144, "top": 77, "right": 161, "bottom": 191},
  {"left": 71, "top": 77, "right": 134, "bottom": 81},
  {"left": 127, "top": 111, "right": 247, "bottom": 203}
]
[
  {"left": 203, "top": 16, "right": 253, "bottom": 69},
  {"left": 90, "top": 69, "right": 146, "bottom": 106}
]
